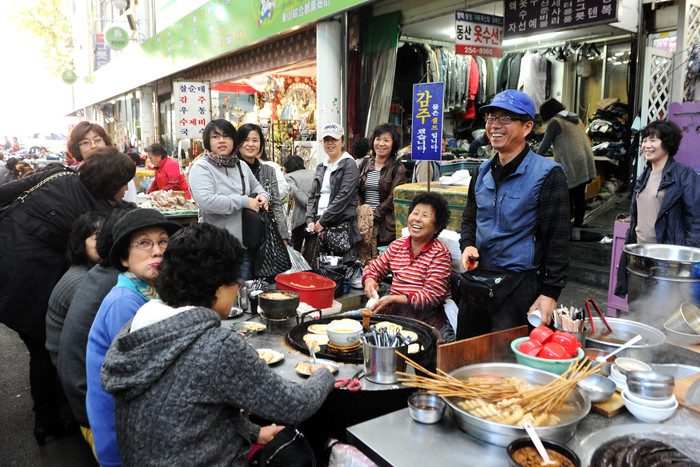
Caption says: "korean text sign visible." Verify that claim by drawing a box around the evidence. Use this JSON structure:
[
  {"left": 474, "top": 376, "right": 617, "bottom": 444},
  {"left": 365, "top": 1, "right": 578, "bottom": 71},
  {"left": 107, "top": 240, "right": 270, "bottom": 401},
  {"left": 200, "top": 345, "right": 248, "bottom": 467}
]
[
  {"left": 455, "top": 11, "right": 503, "bottom": 58},
  {"left": 173, "top": 81, "right": 211, "bottom": 140},
  {"left": 412, "top": 82, "right": 444, "bottom": 161},
  {"left": 505, "top": 0, "right": 618, "bottom": 39}
]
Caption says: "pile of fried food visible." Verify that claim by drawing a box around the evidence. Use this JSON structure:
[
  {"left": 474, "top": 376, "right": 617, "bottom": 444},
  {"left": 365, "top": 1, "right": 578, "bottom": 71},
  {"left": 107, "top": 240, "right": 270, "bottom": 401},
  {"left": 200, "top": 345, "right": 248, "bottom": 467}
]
[
  {"left": 140, "top": 190, "right": 197, "bottom": 212},
  {"left": 398, "top": 355, "right": 600, "bottom": 427}
]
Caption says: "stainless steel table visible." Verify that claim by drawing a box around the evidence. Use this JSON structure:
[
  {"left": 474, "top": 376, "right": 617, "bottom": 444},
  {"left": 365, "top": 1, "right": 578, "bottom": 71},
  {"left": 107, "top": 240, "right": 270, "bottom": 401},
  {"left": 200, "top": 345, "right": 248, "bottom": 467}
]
[{"left": 347, "top": 397, "right": 700, "bottom": 466}]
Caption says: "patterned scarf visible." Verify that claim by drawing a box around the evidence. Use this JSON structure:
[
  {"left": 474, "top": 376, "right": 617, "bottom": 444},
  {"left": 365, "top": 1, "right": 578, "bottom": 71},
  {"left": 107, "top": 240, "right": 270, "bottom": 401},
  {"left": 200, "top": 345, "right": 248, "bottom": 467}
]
[
  {"left": 123, "top": 271, "right": 160, "bottom": 301},
  {"left": 205, "top": 150, "right": 239, "bottom": 168}
]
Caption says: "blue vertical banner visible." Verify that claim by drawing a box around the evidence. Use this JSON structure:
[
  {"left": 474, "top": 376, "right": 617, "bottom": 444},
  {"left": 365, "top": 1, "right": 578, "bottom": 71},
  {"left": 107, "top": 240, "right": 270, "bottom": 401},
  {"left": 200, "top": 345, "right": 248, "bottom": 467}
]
[{"left": 411, "top": 82, "right": 444, "bottom": 161}]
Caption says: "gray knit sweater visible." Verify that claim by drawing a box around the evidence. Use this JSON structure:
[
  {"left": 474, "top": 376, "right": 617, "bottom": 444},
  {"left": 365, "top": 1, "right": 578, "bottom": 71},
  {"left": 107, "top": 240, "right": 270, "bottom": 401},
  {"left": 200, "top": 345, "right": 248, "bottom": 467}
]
[
  {"left": 58, "top": 263, "right": 120, "bottom": 426},
  {"left": 102, "top": 307, "right": 334, "bottom": 466},
  {"left": 45, "top": 264, "right": 90, "bottom": 367}
]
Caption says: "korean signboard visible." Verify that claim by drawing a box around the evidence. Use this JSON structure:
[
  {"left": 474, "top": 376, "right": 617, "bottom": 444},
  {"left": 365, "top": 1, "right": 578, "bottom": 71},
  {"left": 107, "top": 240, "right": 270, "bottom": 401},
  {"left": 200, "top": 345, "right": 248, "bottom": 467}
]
[
  {"left": 105, "top": 26, "right": 130, "bottom": 50},
  {"left": 455, "top": 11, "right": 503, "bottom": 58},
  {"left": 94, "top": 34, "right": 111, "bottom": 71},
  {"left": 143, "top": 0, "right": 370, "bottom": 63},
  {"left": 505, "top": 0, "right": 618, "bottom": 39},
  {"left": 173, "top": 81, "right": 211, "bottom": 140},
  {"left": 411, "top": 82, "right": 444, "bottom": 161}
]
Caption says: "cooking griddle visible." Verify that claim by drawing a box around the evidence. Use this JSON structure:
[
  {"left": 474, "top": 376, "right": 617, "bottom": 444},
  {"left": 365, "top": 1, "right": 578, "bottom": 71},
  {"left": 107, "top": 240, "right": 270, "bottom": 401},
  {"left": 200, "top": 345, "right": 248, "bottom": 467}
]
[{"left": 286, "top": 314, "right": 439, "bottom": 365}]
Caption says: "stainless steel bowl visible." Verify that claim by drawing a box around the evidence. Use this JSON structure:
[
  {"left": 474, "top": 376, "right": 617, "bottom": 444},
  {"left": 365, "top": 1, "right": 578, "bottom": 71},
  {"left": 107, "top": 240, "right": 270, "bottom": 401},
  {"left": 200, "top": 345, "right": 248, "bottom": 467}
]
[
  {"left": 507, "top": 438, "right": 581, "bottom": 467},
  {"left": 577, "top": 374, "right": 615, "bottom": 403},
  {"left": 663, "top": 323, "right": 700, "bottom": 346},
  {"left": 586, "top": 317, "right": 666, "bottom": 362},
  {"left": 443, "top": 363, "right": 591, "bottom": 447},
  {"left": 626, "top": 371, "right": 675, "bottom": 400},
  {"left": 681, "top": 302, "right": 700, "bottom": 334},
  {"left": 407, "top": 392, "right": 446, "bottom": 424}
]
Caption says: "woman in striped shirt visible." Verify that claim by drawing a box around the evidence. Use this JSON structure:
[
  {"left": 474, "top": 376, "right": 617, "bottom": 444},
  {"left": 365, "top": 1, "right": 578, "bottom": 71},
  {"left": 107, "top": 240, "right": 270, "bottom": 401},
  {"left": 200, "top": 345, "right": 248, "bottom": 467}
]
[
  {"left": 362, "top": 191, "right": 454, "bottom": 340},
  {"left": 357, "top": 124, "right": 406, "bottom": 262}
]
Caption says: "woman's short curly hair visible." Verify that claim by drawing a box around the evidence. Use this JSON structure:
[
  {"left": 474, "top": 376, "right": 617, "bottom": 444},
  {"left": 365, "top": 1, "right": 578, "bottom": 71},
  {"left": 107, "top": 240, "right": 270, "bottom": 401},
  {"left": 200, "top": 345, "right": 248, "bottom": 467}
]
[
  {"left": 79, "top": 147, "right": 136, "bottom": 200},
  {"left": 369, "top": 124, "right": 401, "bottom": 159},
  {"left": 203, "top": 119, "right": 237, "bottom": 153},
  {"left": 66, "top": 211, "right": 107, "bottom": 265},
  {"left": 408, "top": 191, "right": 451, "bottom": 238},
  {"left": 67, "top": 122, "right": 113, "bottom": 162},
  {"left": 640, "top": 120, "right": 683, "bottom": 158},
  {"left": 155, "top": 223, "right": 242, "bottom": 308}
]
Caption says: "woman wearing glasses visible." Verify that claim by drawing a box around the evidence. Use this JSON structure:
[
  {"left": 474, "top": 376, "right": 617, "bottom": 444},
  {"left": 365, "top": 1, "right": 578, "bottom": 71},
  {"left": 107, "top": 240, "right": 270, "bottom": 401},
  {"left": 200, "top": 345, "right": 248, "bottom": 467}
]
[
  {"left": 85, "top": 209, "right": 180, "bottom": 466},
  {"left": 67, "top": 121, "right": 138, "bottom": 203},
  {"left": 189, "top": 119, "right": 269, "bottom": 280}
]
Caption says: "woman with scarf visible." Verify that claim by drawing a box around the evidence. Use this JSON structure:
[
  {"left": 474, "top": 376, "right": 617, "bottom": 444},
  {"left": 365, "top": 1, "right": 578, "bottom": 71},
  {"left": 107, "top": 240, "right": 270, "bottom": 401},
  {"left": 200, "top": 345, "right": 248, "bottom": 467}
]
[
  {"left": 188, "top": 119, "right": 269, "bottom": 280},
  {"left": 85, "top": 208, "right": 181, "bottom": 466}
]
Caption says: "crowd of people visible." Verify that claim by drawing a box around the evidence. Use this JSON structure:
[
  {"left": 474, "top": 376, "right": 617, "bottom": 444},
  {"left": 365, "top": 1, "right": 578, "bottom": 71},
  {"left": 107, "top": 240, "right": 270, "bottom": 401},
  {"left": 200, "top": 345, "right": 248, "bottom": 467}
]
[{"left": 0, "top": 88, "right": 698, "bottom": 465}]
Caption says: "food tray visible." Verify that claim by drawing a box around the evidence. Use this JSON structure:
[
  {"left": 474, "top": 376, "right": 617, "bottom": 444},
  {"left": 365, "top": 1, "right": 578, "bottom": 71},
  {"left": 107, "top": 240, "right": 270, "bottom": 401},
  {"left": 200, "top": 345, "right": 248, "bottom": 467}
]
[
  {"left": 444, "top": 363, "right": 590, "bottom": 447},
  {"left": 162, "top": 209, "right": 198, "bottom": 217}
]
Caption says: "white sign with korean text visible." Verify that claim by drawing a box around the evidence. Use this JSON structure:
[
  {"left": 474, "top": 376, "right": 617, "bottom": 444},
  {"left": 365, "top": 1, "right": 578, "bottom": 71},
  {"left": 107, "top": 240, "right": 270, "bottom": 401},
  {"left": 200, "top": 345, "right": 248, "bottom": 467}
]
[
  {"left": 455, "top": 10, "right": 504, "bottom": 58},
  {"left": 173, "top": 81, "right": 211, "bottom": 140}
]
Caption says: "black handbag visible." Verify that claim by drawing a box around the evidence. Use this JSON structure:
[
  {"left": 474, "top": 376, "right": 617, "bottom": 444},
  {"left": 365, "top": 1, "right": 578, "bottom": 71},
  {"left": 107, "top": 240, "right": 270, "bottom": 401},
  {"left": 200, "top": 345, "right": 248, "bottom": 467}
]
[
  {"left": 319, "top": 220, "right": 353, "bottom": 254},
  {"left": 254, "top": 210, "right": 292, "bottom": 278},
  {"left": 237, "top": 163, "right": 265, "bottom": 249},
  {"left": 249, "top": 426, "right": 316, "bottom": 467}
]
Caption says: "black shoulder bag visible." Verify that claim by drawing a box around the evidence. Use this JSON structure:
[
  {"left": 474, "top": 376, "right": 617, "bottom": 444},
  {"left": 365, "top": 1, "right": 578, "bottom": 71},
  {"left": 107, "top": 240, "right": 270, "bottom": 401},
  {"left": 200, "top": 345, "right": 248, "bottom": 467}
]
[
  {"left": 253, "top": 209, "right": 291, "bottom": 278},
  {"left": 237, "top": 163, "right": 265, "bottom": 249},
  {"left": 249, "top": 426, "right": 316, "bottom": 467},
  {"left": 0, "top": 169, "right": 76, "bottom": 221}
]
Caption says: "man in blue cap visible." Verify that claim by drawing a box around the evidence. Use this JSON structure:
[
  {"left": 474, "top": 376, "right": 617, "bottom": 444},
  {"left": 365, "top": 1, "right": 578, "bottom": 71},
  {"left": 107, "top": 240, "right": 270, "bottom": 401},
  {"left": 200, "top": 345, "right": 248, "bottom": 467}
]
[{"left": 457, "top": 90, "right": 570, "bottom": 339}]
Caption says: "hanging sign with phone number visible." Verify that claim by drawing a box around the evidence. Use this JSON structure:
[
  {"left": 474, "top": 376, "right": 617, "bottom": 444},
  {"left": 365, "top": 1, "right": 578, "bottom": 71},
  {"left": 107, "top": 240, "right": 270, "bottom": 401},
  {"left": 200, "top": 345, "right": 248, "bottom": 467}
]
[{"left": 455, "top": 10, "right": 503, "bottom": 58}]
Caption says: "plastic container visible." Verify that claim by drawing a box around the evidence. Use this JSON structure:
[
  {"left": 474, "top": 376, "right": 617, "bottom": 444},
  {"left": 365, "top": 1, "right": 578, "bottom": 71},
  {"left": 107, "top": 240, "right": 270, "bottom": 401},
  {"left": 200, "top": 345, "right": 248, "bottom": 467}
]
[
  {"left": 275, "top": 271, "right": 336, "bottom": 309},
  {"left": 511, "top": 337, "right": 584, "bottom": 375}
]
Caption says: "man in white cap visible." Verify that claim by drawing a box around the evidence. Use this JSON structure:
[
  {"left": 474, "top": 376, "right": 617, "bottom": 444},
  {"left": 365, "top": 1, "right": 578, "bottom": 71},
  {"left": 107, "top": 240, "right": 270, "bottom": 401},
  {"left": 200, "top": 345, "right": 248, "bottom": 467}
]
[{"left": 457, "top": 90, "right": 570, "bottom": 339}]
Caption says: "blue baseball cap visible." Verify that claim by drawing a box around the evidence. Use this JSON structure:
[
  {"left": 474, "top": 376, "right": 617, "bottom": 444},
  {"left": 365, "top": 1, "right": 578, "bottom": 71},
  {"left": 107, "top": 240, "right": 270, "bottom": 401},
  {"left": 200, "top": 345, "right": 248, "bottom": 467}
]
[{"left": 480, "top": 90, "right": 536, "bottom": 120}]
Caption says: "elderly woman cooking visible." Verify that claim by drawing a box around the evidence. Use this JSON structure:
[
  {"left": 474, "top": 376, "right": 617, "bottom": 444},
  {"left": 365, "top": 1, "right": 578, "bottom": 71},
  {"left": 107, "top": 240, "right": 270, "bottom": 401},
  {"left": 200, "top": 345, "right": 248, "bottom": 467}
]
[{"left": 362, "top": 191, "right": 454, "bottom": 341}]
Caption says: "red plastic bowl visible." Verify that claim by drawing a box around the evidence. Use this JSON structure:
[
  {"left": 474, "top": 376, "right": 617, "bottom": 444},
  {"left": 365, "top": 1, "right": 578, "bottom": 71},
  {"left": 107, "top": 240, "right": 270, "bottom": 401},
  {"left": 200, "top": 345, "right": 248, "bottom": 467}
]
[
  {"left": 538, "top": 342, "right": 571, "bottom": 359},
  {"left": 275, "top": 271, "right": 336, "bottom": 309},
  {"left": 548, "top": 331, "right": 581, "bottom": 357},
  {"left": 530, "top": 325, "right": 554, "bottom": 344},
  {"left": 518, "top": 339, "right": 543, "bottom": 357}
]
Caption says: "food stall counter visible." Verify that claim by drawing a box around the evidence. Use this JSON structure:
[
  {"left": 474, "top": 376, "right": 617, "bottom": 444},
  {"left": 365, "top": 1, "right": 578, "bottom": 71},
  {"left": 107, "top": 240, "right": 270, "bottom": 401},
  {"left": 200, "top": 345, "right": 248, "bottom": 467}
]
[{"left": 347, "top": 401, "right": 700, "bottom": 466}]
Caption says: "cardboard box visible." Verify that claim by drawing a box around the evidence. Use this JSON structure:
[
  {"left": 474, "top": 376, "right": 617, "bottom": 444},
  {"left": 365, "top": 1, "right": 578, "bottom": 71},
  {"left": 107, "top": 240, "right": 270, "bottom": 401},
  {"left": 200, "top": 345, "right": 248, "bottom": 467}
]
[{"left": 585, "top": 174, "right": 603, "bottom": 200}]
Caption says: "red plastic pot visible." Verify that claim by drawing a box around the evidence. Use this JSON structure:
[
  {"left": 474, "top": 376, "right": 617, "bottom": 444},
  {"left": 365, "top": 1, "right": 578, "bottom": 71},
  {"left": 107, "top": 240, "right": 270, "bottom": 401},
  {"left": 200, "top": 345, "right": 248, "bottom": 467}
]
[
  {"left": 537, "top": 342, "right": 570, "bottom": 359},
  {"left": 518, "top": 339, "right": 542, "bottom": 357}
]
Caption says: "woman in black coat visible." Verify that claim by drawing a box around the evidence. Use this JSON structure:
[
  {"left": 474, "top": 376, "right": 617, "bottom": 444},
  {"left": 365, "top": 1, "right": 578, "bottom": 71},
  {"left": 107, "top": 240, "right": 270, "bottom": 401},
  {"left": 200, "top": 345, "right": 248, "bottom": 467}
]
[{"left": 0, "top": 147, "right": 134, "bottom": 445}]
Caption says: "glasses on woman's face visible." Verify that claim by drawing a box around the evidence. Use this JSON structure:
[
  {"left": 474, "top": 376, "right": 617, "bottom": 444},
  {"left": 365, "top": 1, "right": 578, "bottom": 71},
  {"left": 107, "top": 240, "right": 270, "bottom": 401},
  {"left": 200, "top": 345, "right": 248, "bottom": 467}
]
[
  {"left": 129, "top": 238, "right": 169, "bottom": 250},
  {"left": 484, "top": 115, "right": 522, "bottom": 125},
  {"left": 210, "top": 132, "right": 233, "bottom": 141},
  {"left": 78, "top": 137, "right": 105, "bottom": 148}
]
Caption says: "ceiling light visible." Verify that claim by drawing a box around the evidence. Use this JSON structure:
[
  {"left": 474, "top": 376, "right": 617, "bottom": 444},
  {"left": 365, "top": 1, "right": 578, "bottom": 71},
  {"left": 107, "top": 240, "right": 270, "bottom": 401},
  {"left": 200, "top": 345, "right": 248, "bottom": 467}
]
[{"left": 502, "top": 32, "right": 558, "bottom": 47}]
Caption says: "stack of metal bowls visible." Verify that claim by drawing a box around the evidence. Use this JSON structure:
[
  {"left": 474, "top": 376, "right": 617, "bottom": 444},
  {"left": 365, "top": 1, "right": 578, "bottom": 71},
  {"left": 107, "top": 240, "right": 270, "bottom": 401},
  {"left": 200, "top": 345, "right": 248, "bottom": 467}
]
[{"left": 664, "top": 303, "right": 700, "bottom": 346}]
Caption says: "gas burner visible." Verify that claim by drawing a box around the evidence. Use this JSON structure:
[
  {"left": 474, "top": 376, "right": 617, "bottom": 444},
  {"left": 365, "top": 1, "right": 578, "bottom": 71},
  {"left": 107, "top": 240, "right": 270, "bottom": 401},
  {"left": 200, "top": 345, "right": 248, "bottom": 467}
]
[{"left": 326, "top": 341, "right": 361, "bottom": 353}]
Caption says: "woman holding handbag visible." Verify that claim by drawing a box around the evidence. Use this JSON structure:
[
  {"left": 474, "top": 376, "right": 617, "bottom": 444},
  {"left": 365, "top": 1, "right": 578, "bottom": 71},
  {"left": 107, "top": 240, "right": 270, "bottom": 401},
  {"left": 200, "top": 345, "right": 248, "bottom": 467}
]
[
  {"left": 236, "top": 123, "right": 289, "bottom": 244},
  {"left": 189, "top": 119, "right": 269, "bottom": 280},
  {"left": 305, "top": 123, "right": 361, "bottom": 264},
  {"left": 0, "top": 148, "right": 134, "bottom": 445}
]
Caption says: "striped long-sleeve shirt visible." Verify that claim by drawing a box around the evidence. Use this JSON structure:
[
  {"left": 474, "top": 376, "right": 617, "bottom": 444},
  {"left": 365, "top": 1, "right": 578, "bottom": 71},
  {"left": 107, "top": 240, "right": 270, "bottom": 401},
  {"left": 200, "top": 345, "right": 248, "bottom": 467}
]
[{"left": 362, "top": 236, "right": 451, "bottom": 311}]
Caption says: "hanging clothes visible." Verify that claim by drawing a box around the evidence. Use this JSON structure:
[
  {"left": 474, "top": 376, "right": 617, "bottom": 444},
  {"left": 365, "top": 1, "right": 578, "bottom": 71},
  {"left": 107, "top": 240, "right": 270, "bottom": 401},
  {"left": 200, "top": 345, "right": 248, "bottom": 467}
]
[{"left": 518, "top": 52, "right": 549, "bottom": 111}]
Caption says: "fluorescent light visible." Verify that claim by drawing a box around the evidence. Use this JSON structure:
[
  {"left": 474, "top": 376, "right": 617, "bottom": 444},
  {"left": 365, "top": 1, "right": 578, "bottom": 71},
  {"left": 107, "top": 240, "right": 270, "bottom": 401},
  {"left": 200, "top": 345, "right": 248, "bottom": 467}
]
[
  {"left": 502, "top": 32, "right": 559, "bottom": 47},
  {"left": 443, "top": 27, "right": 456, "bottom": 39}
]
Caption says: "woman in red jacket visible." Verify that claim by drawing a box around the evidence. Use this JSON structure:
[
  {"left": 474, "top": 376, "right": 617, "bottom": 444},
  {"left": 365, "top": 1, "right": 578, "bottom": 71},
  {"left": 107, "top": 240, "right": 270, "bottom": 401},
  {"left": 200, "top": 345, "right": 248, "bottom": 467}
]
[{"left": 145, "top": 143, "right": 191, "bottom": 198}]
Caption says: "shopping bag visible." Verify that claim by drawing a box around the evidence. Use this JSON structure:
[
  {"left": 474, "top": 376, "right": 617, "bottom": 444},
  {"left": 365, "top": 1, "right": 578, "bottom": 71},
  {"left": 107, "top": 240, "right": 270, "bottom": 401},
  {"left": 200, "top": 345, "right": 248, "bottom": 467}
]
[{"left": 254, "top": 210, "right": 291, "bottom": 278}]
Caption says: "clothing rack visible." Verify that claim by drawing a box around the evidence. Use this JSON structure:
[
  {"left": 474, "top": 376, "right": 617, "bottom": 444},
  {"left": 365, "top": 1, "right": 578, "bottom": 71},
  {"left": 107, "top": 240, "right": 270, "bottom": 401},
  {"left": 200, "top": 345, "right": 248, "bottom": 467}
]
[{"left": 399, "top": 35, "right": 454, "bottom": 49}]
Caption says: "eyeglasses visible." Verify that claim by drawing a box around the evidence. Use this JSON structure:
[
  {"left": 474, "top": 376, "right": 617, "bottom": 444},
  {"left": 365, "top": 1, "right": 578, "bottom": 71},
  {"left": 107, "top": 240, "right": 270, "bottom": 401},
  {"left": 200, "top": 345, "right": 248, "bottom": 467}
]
[
  {"left": 129, "top": 238, "right": 169, "bottom": 250},
  {"left": 78, "top": 137, "right": 105, "bottom": 148},
  {"left": 484, "top": 115, "right": 523, "bottom": 125},
  {"left": 210, "top": 133, "right": 233, "bottom": 141}
]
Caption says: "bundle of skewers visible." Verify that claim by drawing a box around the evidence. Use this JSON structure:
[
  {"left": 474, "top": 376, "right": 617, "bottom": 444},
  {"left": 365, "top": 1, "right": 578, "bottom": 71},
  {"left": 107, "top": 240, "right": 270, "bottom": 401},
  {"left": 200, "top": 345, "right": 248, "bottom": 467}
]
[
  {"left": 397, "top": 353, "right": 602, "bottom": 426},
  {"left": 553, "top": 305, "right": 585, "bottom": 332}
]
